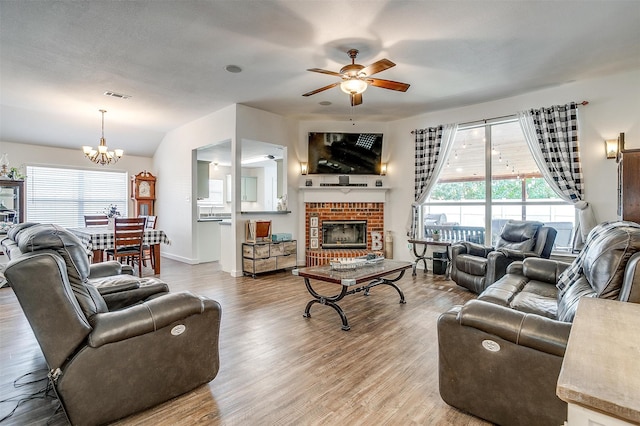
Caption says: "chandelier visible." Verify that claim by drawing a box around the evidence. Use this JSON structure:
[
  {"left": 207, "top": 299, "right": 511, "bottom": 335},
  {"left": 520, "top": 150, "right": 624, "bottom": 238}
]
[{"left": 82, "top": 109, "right": 123, "bottom": 165}]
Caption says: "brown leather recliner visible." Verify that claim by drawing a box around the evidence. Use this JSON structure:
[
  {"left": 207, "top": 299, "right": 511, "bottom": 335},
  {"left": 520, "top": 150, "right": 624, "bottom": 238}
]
[
  {"left": 4, "top": 224, "right": 222, "bottom": 426},
  {"left": 438, "top": 222, "right": 640, "bottom": 426},
  {"left": 450, "top": 220, "right": 557, "bottom": 294}
]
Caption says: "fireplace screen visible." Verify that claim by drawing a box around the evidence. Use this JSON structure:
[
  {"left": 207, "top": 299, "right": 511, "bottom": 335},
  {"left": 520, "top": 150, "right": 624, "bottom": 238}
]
[{"left": 322, "top": 220, "right": 367, "bottom": 249}]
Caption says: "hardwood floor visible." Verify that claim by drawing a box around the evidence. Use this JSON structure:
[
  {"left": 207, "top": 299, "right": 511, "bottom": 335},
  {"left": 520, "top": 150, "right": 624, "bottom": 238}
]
[{"left": 0, "top": 259, "right": 490, "bottom": 425}]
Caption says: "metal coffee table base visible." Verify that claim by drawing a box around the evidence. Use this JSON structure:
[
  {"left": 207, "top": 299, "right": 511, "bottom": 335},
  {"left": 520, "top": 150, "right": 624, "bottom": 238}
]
[{"left": 302, "top": 270, "right": 407, "bottom": 331}]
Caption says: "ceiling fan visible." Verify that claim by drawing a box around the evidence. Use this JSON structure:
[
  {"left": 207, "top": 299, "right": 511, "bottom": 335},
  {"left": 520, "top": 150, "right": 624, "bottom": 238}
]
[{"left": 302, "top": 49, "right": 410, "bottom": 106}]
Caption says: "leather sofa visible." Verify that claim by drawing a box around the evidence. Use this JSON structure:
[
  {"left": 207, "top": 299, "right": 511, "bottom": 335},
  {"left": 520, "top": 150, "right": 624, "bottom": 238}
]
[
  {"left": 4, "top": 224, "right": 222, "bottom": 425},
  {"left": 450, "top": 220, "right": 557, "bottom": 294},
  {"left": 438, "top": 221, "right": 640, "bottom": 426}
]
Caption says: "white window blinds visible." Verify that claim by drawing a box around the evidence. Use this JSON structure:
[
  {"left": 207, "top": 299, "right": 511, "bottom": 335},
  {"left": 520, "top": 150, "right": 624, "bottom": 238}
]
[{"left": 26, "top": 166, "right": 128, "bottom": 228}]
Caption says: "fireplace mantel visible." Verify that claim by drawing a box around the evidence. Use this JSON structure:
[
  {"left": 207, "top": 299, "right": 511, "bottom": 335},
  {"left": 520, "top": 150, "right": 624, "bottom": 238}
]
[{"left": 299, "top": 186, "right": 389, "bottom": 203}]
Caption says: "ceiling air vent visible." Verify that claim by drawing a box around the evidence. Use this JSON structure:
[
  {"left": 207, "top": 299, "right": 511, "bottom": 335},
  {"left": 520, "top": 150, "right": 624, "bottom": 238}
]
[{"left": 103, "top": 91, "right": 131, "bottom": 100}]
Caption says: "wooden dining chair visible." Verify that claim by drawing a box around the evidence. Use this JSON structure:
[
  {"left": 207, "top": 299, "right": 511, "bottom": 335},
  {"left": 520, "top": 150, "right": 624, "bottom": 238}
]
[
  {"left": 138, "top": 215, "right": 157, "bottom": 270},
  {"left": 84, "top": 214, "right": 109, "bottom": 227},
  {"left": 104, "top": 217, "right": 146, "bottom": 277}
]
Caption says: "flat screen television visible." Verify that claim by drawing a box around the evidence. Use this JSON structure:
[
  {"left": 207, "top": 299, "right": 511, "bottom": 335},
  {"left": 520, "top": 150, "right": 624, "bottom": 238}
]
[{"left": 308, "top": 132, "right": 383, "bottom": 175}]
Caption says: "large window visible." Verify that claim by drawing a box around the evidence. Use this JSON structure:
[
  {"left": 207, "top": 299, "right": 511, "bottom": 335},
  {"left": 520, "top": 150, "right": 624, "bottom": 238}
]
[
  {"left": 424, "top": 120, "right": 574, "bottom": 252},
  {"left": 26, "top": 166, "right": 128, "bottom": 228}
]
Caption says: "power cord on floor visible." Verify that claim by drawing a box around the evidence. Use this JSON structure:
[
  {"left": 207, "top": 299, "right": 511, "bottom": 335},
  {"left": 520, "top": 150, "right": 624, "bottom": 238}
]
[{"left": 0, "top": 368, "right": 61, "bottom": 424}]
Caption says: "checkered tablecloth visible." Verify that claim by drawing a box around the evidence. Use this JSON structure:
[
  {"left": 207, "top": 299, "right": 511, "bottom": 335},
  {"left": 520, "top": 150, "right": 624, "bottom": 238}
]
[{"left": 68, "top": 227, "right": 171, "bottom": 251}]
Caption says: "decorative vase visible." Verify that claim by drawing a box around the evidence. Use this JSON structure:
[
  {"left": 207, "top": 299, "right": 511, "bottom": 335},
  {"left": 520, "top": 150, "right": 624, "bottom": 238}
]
[
  {"left": 107, "top": 217, "right": 115, "bottom": 230},
  {"left": 432, "top": 233, "right": 440, "bottom": 241}
]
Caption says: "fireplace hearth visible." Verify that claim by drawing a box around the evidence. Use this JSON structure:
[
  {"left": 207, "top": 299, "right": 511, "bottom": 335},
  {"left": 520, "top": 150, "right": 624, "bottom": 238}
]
[{"left": 322, "top": 220, "right": 367, "bottom": 249}]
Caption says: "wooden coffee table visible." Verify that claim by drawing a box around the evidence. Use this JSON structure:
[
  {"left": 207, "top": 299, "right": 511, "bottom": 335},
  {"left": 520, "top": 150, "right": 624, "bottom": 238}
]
[{"left": 292, "top": 260, "right": 413, "bottom": 331}]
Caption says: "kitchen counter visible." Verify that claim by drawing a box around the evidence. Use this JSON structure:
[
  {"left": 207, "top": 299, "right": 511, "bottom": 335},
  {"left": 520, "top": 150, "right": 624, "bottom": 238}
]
[{"left": 197, "top": 213, "right": 231, "bottom": 222}]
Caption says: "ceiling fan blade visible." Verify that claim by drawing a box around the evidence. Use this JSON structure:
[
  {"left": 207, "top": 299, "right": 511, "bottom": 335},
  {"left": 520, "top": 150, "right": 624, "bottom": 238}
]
[
  {"left": 360, "top": 59, "right": 395, "bottom": 77},
  {"left": 350, "top": 93, "right": 363, "bottom": 106},
  {"left": 366, "top": 77, "right": 410, "bottom": 92},
  {"left": 307, "top": 68, "right": 343, "bottom": 77},
  {"left": 302, "top": 82, "right": 340, "bottom": 97}
]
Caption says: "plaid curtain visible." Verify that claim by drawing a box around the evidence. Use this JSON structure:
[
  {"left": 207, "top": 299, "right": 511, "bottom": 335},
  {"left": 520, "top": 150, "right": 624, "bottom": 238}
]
[
  {"left": 408, "top": 124, "right": 457, "bottom": 238},
  {"left": 518, "top": 102, "right": 590, "bottom": 250},
  {"left": 518, "top": 102, "right": 583, "bottom": 202}
]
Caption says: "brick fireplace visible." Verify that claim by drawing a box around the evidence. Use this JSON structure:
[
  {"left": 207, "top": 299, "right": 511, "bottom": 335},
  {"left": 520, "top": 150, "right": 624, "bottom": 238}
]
[{"left": 305, "top": 202, "right": 384, "bottom": 266}]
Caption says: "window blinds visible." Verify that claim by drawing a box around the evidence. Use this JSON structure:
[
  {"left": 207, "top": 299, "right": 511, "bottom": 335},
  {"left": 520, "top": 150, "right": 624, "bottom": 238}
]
[{"left": 26, "top": 166, "right": 128, "bottom": 228}]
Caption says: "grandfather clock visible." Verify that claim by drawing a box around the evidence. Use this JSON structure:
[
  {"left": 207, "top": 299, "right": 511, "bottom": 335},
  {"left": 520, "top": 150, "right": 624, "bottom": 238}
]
[{"left": 131, "top": 171, "right": 156, "bottom": 216}]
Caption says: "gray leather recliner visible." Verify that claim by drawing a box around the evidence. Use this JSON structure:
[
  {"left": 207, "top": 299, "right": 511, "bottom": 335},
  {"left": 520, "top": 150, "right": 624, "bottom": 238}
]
[
  {"left": 450, "top": 220, "right": 557, "bottom": 294},
  {"left": 438, "top": 222, "right": 640, "bottom": 426},
  {"left": 4, "top": 224, "right": 222, "bottom": 426}
]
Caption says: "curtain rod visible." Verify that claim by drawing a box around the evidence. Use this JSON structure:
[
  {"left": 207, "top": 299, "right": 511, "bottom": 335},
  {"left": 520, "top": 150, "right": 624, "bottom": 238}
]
[{"left": 410, "top": 101, "right": 589, "bottom": 134}]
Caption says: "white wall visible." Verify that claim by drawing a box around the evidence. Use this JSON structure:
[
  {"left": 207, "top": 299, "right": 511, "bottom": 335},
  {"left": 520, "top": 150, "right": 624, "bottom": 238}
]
[
  {"left": 154, "top": 104, "right": 237, "bottom": 265},
  {"left": 154, "top": 104, "right": 299, "bottom": 276},
  {"left": 0, "top": 140, "right": 153, "bottom": 215},
  {"left": 385, "top": 69, "right": 640, "bottom": 263}
]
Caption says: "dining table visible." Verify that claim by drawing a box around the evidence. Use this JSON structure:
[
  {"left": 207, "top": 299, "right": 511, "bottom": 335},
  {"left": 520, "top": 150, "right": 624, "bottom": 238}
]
[{"left": 68, "top": 226, "right": 170, "bottom": 274}]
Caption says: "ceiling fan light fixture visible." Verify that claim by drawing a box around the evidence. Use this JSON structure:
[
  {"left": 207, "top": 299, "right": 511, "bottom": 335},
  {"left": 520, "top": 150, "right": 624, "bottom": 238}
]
[
  {"left": 340, "top": 78, "right": 368, "bottom": 95},
  {"left": 303, "top": 48, "right": 408, "bottom": 105}
]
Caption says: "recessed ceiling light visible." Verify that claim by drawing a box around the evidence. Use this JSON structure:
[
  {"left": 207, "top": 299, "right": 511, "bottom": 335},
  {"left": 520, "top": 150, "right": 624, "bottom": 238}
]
[
  {"left": 319, "top": 101, "right": 332, "bottom": 106},
  {"left": 224, "top": 65, "right": 242, "bottom": 73}
]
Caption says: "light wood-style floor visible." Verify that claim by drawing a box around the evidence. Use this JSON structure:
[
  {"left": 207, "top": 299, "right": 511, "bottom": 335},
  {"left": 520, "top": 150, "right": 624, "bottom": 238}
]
[{"left": 0, "top": 259, "right": 491, "bottom": 425}]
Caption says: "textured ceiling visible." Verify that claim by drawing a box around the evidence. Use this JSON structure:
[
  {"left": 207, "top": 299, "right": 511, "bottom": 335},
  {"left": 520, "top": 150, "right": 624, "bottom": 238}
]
[{"left": 1, "top": 0, "right": 639, "bottom": 157}]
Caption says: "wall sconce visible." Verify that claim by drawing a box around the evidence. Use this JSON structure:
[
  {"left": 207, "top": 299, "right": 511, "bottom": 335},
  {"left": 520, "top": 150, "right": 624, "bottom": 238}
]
[
  {"left": 605, "top": 139, "right": 619, "bottom": 159},
  {"left": 380, "top": 163, "right": 388, "bottom": 176},
  {"left": 300, "top": 162, "right": 308, "bottom": 175}
]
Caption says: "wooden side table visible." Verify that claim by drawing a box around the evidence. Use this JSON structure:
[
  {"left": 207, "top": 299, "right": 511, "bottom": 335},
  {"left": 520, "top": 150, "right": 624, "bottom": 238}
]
[{"left": 242, "top": 240, "right": 297, "bottom": 277}]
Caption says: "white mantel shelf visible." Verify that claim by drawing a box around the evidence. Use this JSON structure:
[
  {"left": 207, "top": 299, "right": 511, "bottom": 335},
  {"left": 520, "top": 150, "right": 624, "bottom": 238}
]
[{"left": 299, "top": 186, "right": 390, "bottom": 203}]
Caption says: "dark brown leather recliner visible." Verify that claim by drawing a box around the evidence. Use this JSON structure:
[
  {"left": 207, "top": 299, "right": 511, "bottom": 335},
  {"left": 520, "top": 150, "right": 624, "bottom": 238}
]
[
  {"left": 4, "top": 224, "right": 222, "bottom": 426},
  {"left": 438, "top": 222, "right": 640, "bottom": 426},
  {"left": 450, "top": 220, "right": 557, "bottom": 294}
]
